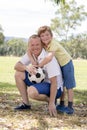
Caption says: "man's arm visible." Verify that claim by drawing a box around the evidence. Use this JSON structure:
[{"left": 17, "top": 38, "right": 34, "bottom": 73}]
[
  {"left": 14, "top": 61, "right": 36, "bottom": 74},
  {"left": 48, "top": 76, "right": 57, "bottom": 117},
  {"left": 14, "top": 61, "right": 27, "bottom": 72}
]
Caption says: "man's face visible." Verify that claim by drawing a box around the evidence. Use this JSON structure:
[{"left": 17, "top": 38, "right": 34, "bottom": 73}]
[{"left": 29, "top": 37, "right": 42, "bottom": 57}]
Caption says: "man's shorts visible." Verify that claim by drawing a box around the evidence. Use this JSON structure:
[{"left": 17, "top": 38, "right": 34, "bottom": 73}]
[
  {"left": 24, "top": 71, "right": 62, "bottom": 99},
  {"left": 61, "top": 60, "right": 76, "bottom": 89}
]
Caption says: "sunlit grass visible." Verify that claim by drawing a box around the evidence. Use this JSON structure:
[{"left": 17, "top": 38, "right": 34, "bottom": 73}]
[
  {"left": 0, "top": 56, "right": 20, "bottom": 84},
  {"left": 74, "top": 59, "right": 87, "bottom": 90},
  {"left": 0, "top": 56, "right": 87, "bottom": 90}
]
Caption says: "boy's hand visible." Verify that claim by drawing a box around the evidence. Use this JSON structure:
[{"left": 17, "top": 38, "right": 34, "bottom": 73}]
[
  {"left": 26, "top": 64, "right": 37, "bottom": 75},
  {"left": 32, "top": 61, "right": 38, "bottom": 65}
]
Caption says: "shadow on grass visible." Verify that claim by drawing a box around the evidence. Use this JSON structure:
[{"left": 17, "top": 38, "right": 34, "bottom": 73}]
[
  {"left": 0, "top": 82, "right": 87, "bottom": 129},
  {"left": 0, "top": 82, "right": 49, "bottom": 129},
  {"left": 0, "top": 82, "right": 87, "bottom": 104}
]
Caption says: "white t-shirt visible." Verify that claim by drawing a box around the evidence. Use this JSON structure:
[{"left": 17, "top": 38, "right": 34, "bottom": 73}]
[{"left": 20, "top": 49, "right": 63, "bottom": 91}]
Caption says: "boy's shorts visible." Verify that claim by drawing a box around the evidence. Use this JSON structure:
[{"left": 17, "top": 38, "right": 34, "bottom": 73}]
[
  {"left": 61, "top": 60, "right": 76, "bottom": 89},
  {"left": 24, "top": 71, "right": 62, "bottom": 99}
]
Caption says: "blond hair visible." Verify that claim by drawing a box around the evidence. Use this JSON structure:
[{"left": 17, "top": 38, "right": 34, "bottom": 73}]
[{"left": 38, "top": 25, "right": 53, "bottom": 37}]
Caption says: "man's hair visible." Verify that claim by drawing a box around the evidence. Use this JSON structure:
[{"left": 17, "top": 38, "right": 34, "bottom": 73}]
[
  {"left": 38, "top": 25, "right": 53, "bottom": 37},
  {"left": 29, "top": 34, "right": 39, "bottom": 39},
  {"left": 28, "top": 34, "right": 40, "bottom": 45}
]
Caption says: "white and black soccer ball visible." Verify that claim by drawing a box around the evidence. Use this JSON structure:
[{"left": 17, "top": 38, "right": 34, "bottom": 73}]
[{"left": 28, "top": 67, "right": 46, "bottom": 84}]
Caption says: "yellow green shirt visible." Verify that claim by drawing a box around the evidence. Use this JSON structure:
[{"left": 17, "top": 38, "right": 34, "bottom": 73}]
[{"left": 45, "top": 39, "right": 72, "bottom": 66}]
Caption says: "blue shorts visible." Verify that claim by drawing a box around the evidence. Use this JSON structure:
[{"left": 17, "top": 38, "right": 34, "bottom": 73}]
[
  {"left": 24, "top": 71, "right": 62, "bottom": 99},
  {"left": 61, "top": 60, "right": 76, "bottom": 89}
]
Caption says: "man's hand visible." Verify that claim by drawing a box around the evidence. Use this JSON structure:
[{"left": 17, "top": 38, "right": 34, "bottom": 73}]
[{"left": 48, "top": 103, "right": 57, "bottom": 117}]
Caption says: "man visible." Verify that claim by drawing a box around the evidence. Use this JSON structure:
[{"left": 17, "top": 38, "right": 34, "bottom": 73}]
[{"left": 14, "top": 34, "right": 63, "bottom": 116}]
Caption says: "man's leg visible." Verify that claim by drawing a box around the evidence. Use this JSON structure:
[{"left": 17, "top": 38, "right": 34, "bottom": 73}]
[
  {"left": 27, "top": 86, "right": 49, "bottom": 102},
  {"left": 14, "top": 71, "right": 31, "bottom": 110}
]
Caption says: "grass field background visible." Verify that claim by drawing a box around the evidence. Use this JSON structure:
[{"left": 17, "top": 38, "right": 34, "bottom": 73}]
[
  {"left": 0, "top": 56, "right": 87, "bottom": 89},
  {"left": 0, "top": 56, "right": 87, "bottom": 130}
]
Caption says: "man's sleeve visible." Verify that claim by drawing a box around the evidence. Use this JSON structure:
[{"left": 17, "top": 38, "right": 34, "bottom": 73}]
[{"left": 20, "top": 53, "right": 30, "bottom": 65}]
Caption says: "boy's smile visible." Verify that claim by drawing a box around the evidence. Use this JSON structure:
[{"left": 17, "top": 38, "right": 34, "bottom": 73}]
[{"left": 40, "top": 30, "right": 52, "bottom": 47}]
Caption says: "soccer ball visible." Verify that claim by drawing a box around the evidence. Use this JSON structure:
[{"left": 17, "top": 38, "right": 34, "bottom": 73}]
[{"left": 28, "top": 67, "right": 46, "bottom": 83}]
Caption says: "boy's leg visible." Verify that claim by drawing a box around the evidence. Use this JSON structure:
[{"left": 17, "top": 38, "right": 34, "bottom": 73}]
[
  {"left": 68, "top": 88, "right": 74, "bottom": 108},
  {"left": 56, "top": 88, "right": 66, "bottom": 112},
  {"left": 57, "top": 60, "right": 76, "bottom": 114},
  {"left": 58, "top": 88, "right": 73, "bottom": 107}
]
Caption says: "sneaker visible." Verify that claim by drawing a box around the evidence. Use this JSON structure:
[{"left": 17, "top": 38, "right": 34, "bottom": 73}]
[
  {"left": 56, "top": 105, "right": 65, "bottom": 113},
  {"left": 64, "top": 107, "right": 74, "bottom": 114},
  {"left": 14, "top": 102, "right": 31, "bottom": 111}
]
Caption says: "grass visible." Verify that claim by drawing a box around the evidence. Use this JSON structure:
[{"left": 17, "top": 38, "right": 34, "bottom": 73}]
[{"left": 0, "top": 56, "right": 87, "bottom": 130}]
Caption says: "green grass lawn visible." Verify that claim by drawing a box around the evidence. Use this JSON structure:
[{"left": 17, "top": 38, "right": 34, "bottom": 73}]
[{"left": 0, "top": 56, "right": 87, "bottom": 130}]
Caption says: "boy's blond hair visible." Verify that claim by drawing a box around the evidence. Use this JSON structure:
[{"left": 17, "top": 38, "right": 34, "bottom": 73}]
[{"left": 38, "top": 25, "right": 53, "bottom": 37}]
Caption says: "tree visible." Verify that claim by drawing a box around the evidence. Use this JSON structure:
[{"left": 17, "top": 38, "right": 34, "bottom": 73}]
[
  {"left": 67, "top": 34, "right": 87, "bottom": 59},
  {"left": 0, "top": 38, "right": 27, "bottom": 56},
  {"left": 7, "top": 38, "right": 27, "bottom": 56},
  {"left": 50, "top": 0, "right": 87, "bottom": 41},
  {"left": 0, "top": 24, "right": 3, "bottom": 32},
  {"left": 50, "top": 0, "right": 65, "bottom": 4},
  {"left": 0, "top": 24, "right": 4, "bottom": 44},
  {"left": 0, "top": 32, "right": 4, "bottom": 45}
]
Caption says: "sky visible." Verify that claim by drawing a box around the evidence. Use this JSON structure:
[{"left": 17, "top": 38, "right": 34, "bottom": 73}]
[{"left": 0, "top": 0, "right": 87, "bottom": 38}]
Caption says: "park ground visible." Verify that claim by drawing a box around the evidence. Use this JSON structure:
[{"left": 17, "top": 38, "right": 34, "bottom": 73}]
[{"left": 0, "top": 56, "right": 87, "bottom": 130}]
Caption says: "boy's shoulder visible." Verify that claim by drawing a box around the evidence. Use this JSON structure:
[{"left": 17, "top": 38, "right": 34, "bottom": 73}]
[{"left": 51, "top": 39, "right": 60, "bottom": 47}]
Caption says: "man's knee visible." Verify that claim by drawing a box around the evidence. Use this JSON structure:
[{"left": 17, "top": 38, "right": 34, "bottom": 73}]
[
  {"left": 28, "top": 87, "right": 39, "bottom": 99},
  {"left": 14, "top": 71, "right": 25, "bottom": 80}
]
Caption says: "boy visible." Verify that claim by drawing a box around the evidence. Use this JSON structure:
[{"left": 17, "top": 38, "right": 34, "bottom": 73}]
[{"left": 37, "top": 25, "right": 76, "bottom": 114}]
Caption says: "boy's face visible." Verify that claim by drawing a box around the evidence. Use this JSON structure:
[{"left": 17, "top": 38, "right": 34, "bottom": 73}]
[{"left": 40, "top": 30, "right": 52, "bottom": 47}]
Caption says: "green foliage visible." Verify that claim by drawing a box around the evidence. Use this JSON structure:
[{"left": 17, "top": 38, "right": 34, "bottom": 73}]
[
  {"left": 67, "top": 34, "right": 87, "bottom": 59},
  {"left": 0, "top": 24, "right": 3, "bottom": 31},
  {"left": 50, "top": 0, "right": 87, "bottom": 59},
  {"left": 50, "top": 0, "right": 65, "bottom": 4},
  {"left": 55, "top": 33, "right": 87, "bottom": 59},
  {"left": 51, "top": 0, "right": 87, "bottom": 41},
  {"left": 0, "top": 38, "right": 27, "bottom": 56},
  {"left": 0, "top": 32, "right": 4, "bottom": 45}
]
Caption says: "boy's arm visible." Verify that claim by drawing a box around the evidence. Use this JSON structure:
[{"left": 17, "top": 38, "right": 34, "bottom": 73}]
[
  {"left": 39, "top": 51, "right": 55, "bottom": 67},
  {"left": 27, "top": 50, "right": 37, "bottom": 65}
]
